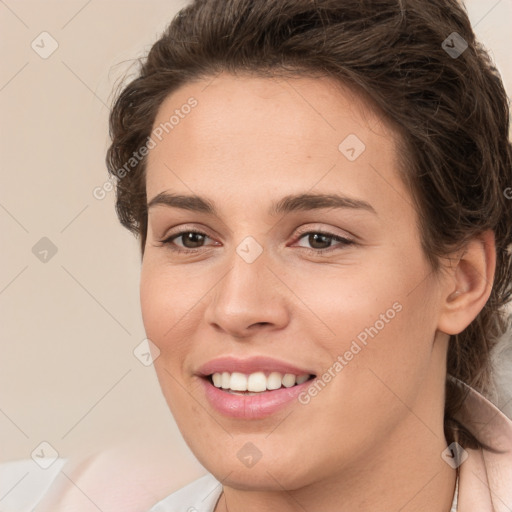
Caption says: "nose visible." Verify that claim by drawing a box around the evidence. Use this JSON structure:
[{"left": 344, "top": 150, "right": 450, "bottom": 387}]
[{"left": 203, "top": 246, "right": 290, "bottom": 339}]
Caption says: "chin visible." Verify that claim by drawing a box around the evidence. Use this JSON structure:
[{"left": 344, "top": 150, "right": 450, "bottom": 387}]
[{"left": 216, "top": 465, "right": 309, "bottom": 492}]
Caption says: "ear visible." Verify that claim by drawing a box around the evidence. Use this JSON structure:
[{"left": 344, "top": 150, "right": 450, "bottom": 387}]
[{"left": 437, "top": 230, "right": 496, "bottom": 336}]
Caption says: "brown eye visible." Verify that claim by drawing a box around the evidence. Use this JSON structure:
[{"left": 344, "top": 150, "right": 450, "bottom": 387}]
[
  {"left": 176, "top": 231, "right": 207, "bottom": 249},
  {"left": 294, "top": 231, "right": 355, "bottom": 253},
  {"left": 306, "top": 233, "right": 333, "bottom": 250},
  {"left": 161, "top": 230, "right": 213, "bottom": 254}
]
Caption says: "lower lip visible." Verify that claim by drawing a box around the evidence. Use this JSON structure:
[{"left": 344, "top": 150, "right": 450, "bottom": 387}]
[{"left": 201, "top": 377, "right": 313, "bottom": 419}]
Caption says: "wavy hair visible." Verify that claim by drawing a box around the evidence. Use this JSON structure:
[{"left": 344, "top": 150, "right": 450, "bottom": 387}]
[{"left": 106, "top": 0, "right": 512, "bottom": 449}]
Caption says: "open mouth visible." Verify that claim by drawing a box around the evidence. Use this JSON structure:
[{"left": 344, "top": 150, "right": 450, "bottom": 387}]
[{"left": 206, "top": 371, "right": 316, "bottom": 395}]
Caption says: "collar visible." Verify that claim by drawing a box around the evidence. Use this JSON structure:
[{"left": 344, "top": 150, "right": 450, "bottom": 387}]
[{"left": 451, "top": 377, "right": 512, "bottom": 511}]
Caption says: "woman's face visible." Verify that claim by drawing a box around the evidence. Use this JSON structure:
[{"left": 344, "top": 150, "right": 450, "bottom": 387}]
[{"left": 140, "top": 73, "right": 450, "bottom": 489}]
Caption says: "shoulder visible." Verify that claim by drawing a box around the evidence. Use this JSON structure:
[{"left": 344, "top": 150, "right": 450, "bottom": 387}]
[
  {"left": 148, "top": 473, "right": 222, "bottom": 512},
  {"left": 452, "top": 378, "right": 512, "bottom": 511},
  {"left": 1, "top": 440, "right": 207, "bottom": 511},
  {"left": 0, "top": 457, "right": 67, "bottom": 510},
  {"left": 452, "top": 376, "right": 512, "bottom": 454}
]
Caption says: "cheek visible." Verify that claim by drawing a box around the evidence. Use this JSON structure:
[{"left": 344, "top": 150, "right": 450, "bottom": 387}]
[
  {"left": 140, "top": 268, "right": 168, "bottom": 350},
  {"left": 290, "top": 249, "right": 432, "bottom": 339},
  {"left": 140, "top": 262, "right": 207, "bottom": 432},
  {"left": 139, "top": 259, "right": 213, "bottom": 416},
  {"left": 294, "top": 245, "right": 438, "bottom": 392},
  {"left": 139, "top": 259, "right": 202, "bottom": 350}
]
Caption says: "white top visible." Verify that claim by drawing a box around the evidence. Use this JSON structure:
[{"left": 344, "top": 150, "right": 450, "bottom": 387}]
[
  {"left": 0, "top": 458, "right": 67, "bottom": 512},
  {"left": 148, "top": 473, "right": 223, "bottom": 512},
  {"left": 148, "top": 472, "right": 459, "bottom": 512}
]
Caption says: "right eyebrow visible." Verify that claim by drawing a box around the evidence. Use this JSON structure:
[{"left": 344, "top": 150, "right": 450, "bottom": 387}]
[{"left": 147, "top": 192, "right": 215, "bottom": 214}]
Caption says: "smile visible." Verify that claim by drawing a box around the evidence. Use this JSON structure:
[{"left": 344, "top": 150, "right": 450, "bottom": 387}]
[
  {"left": 196, "top": 356, "right": 317, "bottom": 419},
  {"left": 210, "top": 371, "right": 311, "bottom": 394}
]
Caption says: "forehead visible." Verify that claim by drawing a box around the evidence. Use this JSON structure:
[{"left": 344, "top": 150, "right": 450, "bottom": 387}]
[{"left": 145, "top": 72, "right": 405, "bottom": 218}]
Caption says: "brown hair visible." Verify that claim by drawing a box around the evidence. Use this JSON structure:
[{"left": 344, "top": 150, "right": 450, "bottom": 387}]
[{"left": 106, "top": 0, "right": 512, "bottom": 449}]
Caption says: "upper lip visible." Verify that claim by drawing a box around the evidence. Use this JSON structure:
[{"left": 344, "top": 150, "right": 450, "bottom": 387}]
[{"left": 197, "top": 356, "right": 315, "bottom": 377}]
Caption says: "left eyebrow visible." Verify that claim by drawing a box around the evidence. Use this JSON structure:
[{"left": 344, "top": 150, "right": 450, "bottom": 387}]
[
  {"left": 270, "top": 192, "right": 377, "bottom": 216},
  {"left": 147, "top": 191, "right": 377, "bottom": 216}
]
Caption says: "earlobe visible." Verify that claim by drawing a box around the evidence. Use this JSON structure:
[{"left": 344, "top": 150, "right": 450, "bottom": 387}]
[{"left": 437, "top": 230, "right": 496, "bottom": 336}]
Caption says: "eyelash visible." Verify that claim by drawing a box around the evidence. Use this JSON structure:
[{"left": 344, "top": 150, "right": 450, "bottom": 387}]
[{"left": 159, "top": 228, "right": 355, "bottom": 255}]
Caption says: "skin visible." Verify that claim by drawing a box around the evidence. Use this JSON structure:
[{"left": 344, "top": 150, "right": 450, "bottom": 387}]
[{"left": 140, "top": 72, "right": 495, "bottom": 512}]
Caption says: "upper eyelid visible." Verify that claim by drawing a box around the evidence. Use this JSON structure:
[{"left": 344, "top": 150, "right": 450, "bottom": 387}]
[
  {"left": 163, "top": 226, "right": 214, "bottom": 242},
  {"left": 163, "top": 226, "right": 354, "bottom": 247}
]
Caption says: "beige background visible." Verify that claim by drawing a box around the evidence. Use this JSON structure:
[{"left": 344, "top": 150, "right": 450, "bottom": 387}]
[{"left": 1, "top": 0, "right": 511, "bottom": 472}]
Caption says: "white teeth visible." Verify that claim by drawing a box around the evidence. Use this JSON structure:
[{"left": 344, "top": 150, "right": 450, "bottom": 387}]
[
  {"left": 212, "top": 373, "right": 222, "bottom": 387},
  {"left": 247, "top": 371, "right": 267, "bottom": 392},
  {"left": 267, "top": 372, "right": 282, "bottom": 390},
  {"left": 230, "top": 372, "right": 247, "bottom": 391},
  {"left": 296, "top": 374, "right": 309, "bottom": 385},
  {"left": 221, "top": 371, "right": 230, "bottom": 389},
  {"left": 210, "top": 371, "right": 311, "bottom": 392},
  {"left": 282, "top": 373, "right": 296, "bottom": 388}
]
